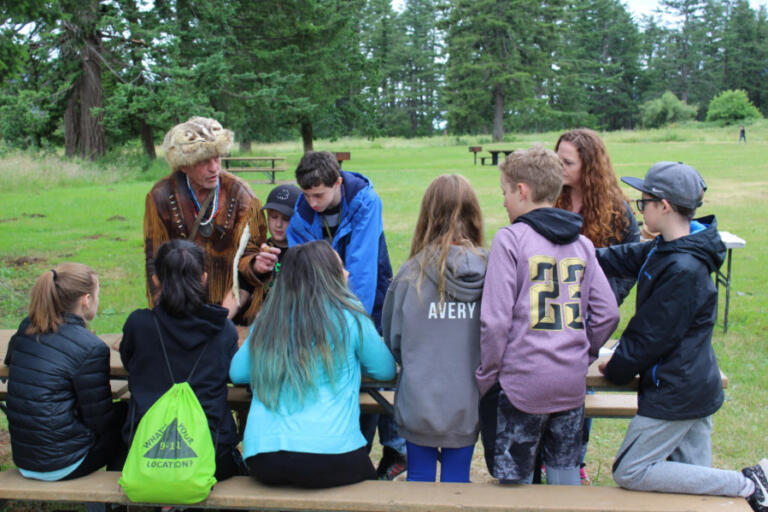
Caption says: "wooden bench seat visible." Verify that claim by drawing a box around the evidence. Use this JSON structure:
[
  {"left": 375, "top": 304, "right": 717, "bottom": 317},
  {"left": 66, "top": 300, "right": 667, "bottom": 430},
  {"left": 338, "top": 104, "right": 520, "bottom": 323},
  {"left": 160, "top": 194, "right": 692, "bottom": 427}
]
[
  {"left": 0, "top": 469, "right": 750, "bottom": 511},
  {"left": 358, "top": 391, "right": 639, "bottom": 418}
]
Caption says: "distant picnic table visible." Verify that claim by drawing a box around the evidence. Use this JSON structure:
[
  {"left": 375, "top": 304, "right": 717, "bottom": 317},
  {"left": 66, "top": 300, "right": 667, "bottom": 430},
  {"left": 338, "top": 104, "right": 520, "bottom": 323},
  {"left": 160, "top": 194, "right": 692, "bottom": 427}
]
[
  {"left": 481, "top": 149, "right": 516, "bottom": 166},
  {"left": 222, "top": 156, "right": 287, "bottom": 184}
]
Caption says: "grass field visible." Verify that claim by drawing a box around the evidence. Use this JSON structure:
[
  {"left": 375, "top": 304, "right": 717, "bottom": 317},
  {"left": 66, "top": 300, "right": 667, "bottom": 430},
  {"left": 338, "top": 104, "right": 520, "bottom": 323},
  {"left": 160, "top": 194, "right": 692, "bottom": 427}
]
[{"left": 0, "top": 120, "right": 766, "bottom": 491}]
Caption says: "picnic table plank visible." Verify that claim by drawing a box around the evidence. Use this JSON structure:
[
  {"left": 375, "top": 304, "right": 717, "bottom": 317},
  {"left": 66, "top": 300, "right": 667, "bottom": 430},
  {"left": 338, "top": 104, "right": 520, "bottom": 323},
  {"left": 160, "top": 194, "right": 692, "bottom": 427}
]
[
  {"left": 0, "top": 330, "right": 727, "bottom": 389},
  {"left": 0, "top": 469, "right": 751, "bottom": 511}
]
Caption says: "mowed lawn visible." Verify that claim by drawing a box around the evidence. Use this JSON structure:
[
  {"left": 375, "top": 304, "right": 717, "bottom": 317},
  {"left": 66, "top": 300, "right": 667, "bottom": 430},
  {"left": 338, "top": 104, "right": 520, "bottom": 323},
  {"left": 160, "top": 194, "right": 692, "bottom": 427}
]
[{"left": 0, "top": 123, "right": 766, "bottom": 486}]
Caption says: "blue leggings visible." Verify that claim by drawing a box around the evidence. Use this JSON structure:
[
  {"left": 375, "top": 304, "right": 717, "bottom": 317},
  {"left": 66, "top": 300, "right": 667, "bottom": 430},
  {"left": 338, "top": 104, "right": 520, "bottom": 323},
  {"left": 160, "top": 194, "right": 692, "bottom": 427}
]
[{"left": 406, "top": 441, "right": 474, "bottom": 482}]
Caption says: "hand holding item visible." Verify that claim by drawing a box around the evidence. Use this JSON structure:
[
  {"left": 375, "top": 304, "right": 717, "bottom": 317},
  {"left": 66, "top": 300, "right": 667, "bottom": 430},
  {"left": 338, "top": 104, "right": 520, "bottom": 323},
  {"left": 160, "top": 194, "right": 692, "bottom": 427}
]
[{"left": 253, "top": 243, "right": 281, "bottom": 274}]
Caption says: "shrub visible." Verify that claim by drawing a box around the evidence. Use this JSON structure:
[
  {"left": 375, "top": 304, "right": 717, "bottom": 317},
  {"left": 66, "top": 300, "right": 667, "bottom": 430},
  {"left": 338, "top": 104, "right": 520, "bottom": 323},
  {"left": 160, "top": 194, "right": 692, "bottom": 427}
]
[
  {"left": 706, "top": 90, "right": 763, "bottom": 124},
  {"left": 641, "top": 91, "right": 698, "bottom": 128}
]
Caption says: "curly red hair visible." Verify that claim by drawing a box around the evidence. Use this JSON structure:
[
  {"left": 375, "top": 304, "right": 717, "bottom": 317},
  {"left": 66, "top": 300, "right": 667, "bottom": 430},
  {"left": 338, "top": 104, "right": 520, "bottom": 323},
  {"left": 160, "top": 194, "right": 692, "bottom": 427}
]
[{"left": 554, "top": 128, "right": 630, "bottom": 248}]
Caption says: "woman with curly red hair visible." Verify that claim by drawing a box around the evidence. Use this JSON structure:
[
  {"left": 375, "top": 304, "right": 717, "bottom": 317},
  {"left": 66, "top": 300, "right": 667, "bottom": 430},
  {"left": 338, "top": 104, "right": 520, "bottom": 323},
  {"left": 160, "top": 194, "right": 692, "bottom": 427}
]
[
  {"left": 555, "top": 128, "right": 640, "bottom": 304},
  {"left": 555, "top": 128, "right": 640, "bottom": 486}
]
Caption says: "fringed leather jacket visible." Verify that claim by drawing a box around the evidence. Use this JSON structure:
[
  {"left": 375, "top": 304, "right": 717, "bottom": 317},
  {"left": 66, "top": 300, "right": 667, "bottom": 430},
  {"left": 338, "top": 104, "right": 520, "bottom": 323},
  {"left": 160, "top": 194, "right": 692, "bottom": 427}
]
[{"left": 144, "top": 170, "right": 267, "bottom": 324}]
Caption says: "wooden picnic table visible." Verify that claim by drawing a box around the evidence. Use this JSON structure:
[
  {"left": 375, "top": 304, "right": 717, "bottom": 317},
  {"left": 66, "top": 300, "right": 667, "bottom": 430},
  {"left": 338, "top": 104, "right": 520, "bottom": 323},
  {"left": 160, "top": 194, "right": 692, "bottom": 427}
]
[
  {"left": 221, "top": 156, "right": 287, "bottom": 184},
  {"left": 0, "top": 330, "right": 728, "bottom": 418},
  {"left": 3, "top": 329, "right": 723, "bottom": 389},
  {"left": 485, "top": 149, "right": 516, "bottom": 166}
]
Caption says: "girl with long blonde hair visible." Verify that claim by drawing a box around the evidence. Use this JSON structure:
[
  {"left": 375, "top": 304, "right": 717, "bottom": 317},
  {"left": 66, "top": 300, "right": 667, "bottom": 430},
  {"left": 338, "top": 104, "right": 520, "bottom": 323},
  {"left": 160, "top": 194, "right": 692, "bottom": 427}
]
[{"left": 382, "top": 174, "right": 487, "bottom": 482}]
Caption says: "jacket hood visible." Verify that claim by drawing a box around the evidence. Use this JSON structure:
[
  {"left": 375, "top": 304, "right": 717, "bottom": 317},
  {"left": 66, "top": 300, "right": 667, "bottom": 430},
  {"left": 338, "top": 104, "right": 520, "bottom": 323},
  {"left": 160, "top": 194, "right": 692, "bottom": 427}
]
[
  {"left": 423, "top": 246, "right": 487, "bottom": 302},
  {"left": 294, "top": 170, "right": 371, "bottom": 226},
  {"left": 515, "top": 208, "right": 583, "bottom": 245},
  {"left": 654, "top": 215, "right": 725, "bottom": 273},
  {"left": 154, "top": 303, "right": 230, "bottom": 350}
]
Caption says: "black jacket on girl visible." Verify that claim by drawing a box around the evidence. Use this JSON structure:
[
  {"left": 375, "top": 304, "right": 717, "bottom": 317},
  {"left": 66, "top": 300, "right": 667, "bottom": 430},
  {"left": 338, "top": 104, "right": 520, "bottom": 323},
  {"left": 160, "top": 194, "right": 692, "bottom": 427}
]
[
  {"left": 5, "top": 314, "right": 115, "bottom": 471},
  {"left": 120, "top": 303, "right": 239, "bottom": 456}
]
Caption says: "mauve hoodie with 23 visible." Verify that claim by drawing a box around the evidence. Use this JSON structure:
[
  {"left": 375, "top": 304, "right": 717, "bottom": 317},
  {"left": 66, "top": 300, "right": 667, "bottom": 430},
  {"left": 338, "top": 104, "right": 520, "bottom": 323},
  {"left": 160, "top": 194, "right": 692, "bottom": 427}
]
[{"left": 476, "top": 208, "right": 619, "bottom": 414}]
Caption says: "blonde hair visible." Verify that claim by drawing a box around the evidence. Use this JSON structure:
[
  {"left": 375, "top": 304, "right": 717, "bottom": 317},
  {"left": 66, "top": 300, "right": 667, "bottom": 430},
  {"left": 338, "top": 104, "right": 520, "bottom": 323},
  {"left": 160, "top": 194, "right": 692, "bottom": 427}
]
[
  {"left": 26, "top": 263, "right": 97, "bottom": 335},
  {"left": 409, "top": 174, "right": 484, "bottom": 302},
  {"left": 499, "top": 145, "right": 563, "bottom": 203}
]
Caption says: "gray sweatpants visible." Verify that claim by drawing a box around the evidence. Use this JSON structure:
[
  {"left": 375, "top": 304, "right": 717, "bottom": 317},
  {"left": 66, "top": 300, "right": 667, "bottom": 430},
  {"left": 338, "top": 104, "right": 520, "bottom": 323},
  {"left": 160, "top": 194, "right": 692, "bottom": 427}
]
[{"left": 613, "top": 415, "right": 754, "bottom": 497}]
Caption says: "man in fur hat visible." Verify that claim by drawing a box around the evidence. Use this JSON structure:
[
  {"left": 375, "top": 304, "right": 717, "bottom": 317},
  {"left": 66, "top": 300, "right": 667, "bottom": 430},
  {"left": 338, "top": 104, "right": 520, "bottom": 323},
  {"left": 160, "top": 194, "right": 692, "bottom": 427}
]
[{"left": 144, "top": 116, "right": 277, "bottom": 324}]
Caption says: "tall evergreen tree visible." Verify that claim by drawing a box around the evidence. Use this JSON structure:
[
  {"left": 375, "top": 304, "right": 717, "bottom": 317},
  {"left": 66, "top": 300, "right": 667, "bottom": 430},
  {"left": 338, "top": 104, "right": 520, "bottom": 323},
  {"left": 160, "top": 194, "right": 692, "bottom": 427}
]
[
  {"left": 657, "top": 0, "right": 708, "bottom": 109},
  {"left": 721, "top": 0, "right": 767, "bottom": 112},
  {"left": 443, "top": 0, "right": 565, "bottom": 140},
  {"left": 554, "top": 0, "right": 641, "bottom": 130},
  {"left": 398, "top": 0, "right": 443, "bottom": 137}
]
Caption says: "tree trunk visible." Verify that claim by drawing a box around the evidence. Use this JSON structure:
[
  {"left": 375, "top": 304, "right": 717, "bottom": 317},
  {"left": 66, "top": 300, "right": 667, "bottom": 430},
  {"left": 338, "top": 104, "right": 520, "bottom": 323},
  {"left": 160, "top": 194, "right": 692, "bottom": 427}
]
[
  {"left": 239, "top": 139, "right": 252, "bottom": 153},
  {"left": 60, "top": 2, "right": 105, "bottom": 161},
  {"left": 64, "top": 85, "right": 80, "bottom": 158},
  {"left": 79, "top": 43, "right": 105, "bottom": 159},
  {"left": 493, "top": 84, "right": 504, "bottom": 142},
  {"left": 140, "top": 119, "right": 156, "bottom": 159},
  {"left": 300, "top": 120, "right": 314, "bottom": 153}
]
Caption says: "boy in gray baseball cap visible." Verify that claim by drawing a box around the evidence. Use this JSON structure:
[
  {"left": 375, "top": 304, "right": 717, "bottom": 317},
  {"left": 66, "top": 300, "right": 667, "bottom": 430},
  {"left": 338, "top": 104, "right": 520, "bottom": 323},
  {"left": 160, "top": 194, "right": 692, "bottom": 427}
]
[
  {"left": 262, "top": 184, "right": 301, "bottom": 266},
  {"left": 595, "top": 161, "right": 767, "bottom": 511}
]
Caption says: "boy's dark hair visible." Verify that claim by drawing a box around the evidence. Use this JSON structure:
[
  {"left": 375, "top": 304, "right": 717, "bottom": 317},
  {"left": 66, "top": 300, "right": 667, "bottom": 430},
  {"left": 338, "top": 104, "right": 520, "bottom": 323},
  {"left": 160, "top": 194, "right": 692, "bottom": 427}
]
[
  {"left": 669, "top": 202, "right": 698, "bottom": 220},
  {"left": 646, "top": 192, "right": 701, "bottom": 220},
  {"left": 155, "top": 239, "right": 208, "bottom": 317},
  {"left": 295, "top": 151, "right": 341, "bottom": 189}
]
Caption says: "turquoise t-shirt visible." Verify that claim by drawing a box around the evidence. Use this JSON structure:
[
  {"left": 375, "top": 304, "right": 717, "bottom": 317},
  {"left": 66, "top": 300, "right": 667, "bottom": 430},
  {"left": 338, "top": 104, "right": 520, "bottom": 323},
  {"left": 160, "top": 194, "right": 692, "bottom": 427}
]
[
  {"left": 229, "top": 308, "right": 396, "bottom": 458},
  {"left": 19, "top": 456, "right": 85, "bottom": 481}
]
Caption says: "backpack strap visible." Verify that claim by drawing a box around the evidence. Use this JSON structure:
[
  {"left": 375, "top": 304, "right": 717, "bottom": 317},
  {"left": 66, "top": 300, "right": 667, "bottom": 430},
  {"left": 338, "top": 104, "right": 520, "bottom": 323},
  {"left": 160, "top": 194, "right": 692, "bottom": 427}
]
[{"left": 152, "top": 313, "right": 211, "bottom": 384}]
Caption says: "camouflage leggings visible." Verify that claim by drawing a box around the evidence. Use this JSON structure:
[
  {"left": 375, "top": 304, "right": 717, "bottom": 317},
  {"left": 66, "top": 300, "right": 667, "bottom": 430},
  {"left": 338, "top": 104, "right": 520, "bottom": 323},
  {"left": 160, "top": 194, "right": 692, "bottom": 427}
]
[{"left": 479, "top": 385, "right": 583, "bottom": 482}]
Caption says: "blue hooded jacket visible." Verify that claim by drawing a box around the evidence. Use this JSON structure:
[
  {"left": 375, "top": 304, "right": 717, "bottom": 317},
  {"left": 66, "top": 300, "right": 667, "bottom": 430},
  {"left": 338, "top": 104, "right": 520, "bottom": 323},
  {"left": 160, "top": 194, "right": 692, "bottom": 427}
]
[{"left": 287, "top": 171, "right": 392, "bottom": 331}]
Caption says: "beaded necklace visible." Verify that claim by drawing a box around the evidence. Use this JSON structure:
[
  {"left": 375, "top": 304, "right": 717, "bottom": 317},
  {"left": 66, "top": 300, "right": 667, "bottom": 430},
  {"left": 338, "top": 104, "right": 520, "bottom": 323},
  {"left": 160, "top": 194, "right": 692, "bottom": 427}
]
[{"left": 185, "top": 175, "right": 220, "bottom": 227}]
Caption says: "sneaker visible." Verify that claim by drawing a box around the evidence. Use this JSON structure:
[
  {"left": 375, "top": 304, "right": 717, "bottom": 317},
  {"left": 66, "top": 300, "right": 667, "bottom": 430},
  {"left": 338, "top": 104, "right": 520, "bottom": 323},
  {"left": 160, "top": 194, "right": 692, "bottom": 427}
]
[
  {"left": 377, "top": 446, "right": 407, "bottom": 480},
  {"left": 579, "top": 465, "right": 591, "bottom": 486},
  {"left": 742, "top": 459, "right": 768, "bottom": 512}
]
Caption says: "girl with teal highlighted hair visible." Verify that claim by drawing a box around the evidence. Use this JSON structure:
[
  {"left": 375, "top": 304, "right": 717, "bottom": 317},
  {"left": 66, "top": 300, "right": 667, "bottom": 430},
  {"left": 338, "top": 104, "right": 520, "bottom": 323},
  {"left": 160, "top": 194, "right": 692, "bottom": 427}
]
[{"left": 230, "top": 240, "right": 396, "bottom": 488}]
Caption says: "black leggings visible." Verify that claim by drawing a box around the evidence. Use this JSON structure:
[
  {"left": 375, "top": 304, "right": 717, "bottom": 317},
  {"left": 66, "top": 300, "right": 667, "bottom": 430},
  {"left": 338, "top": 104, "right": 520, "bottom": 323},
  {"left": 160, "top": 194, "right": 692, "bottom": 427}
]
[
  {"left": 215, "top": 444, "right": 249, "bottom": 480},
  {"left": 246, "top": 447, "right": 376, "bottom": 488},
  {"left": 62, "top": 402, "right": 128, "bottom": 480}
]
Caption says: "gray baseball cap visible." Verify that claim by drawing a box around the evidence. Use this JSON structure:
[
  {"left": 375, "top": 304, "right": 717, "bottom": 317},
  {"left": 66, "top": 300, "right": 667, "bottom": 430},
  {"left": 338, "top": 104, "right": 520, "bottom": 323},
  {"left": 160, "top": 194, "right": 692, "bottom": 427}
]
[
  {"left": 622, "top": 161, "right": 706, "bottom": 209},
  {"left": 262, "top": 184, "right": 301, "bottom": 217}
]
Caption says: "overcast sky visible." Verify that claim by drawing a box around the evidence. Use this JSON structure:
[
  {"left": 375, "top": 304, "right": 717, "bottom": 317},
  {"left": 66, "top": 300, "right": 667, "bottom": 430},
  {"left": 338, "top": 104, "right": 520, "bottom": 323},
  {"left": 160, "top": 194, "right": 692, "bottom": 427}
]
[
  {"left": 625, "top": 0, "right": 768, "bottom": 19},
  {"left": 391, "top": 0, "right": 768, "bottom": 22}
]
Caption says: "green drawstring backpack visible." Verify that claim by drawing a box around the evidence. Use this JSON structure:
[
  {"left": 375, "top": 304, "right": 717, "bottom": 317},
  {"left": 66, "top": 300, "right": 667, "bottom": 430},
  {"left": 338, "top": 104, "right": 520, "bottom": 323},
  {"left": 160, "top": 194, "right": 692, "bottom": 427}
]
[{"left": 119, "top": 315, "right": 217, "bottom": 505}]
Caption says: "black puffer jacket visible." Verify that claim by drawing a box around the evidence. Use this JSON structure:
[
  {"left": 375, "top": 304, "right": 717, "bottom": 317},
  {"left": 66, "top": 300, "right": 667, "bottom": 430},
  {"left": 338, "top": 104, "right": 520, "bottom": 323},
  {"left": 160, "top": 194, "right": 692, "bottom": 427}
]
[
  {"left": 5, "top": 314, "right": 114, "bottom": 471},
  {"left": 597, "top": 215, "right": 726, "bottom": 420}
]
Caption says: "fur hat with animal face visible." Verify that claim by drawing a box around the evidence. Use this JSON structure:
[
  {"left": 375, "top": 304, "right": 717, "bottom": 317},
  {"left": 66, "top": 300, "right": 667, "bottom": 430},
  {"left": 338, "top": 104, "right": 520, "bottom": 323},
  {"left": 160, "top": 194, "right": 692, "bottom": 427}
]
[{"left": 162, "top": 116, "right": 234, "bottom": 171}]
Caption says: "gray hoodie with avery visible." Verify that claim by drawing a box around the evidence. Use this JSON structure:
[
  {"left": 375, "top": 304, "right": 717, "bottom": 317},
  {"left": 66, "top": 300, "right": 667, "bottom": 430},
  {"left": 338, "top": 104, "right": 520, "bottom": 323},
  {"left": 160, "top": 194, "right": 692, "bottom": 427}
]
[{"left": 382, "top": 246, "right": 487, "bottom": 448}]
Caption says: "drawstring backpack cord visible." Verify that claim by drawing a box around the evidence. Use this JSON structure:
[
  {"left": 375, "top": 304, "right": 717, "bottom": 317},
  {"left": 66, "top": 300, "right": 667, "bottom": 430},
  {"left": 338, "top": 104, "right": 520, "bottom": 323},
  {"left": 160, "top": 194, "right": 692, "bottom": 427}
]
[{"left": 151, "top": 313, "right": 221, "bottom": 454}]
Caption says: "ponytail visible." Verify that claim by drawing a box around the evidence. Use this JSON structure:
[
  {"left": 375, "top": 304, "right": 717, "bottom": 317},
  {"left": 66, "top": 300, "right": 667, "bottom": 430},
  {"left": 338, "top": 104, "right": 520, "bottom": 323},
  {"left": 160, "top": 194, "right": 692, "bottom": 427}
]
[{"left": 26, "top": 263, "right": 97, "bottom": 334}]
